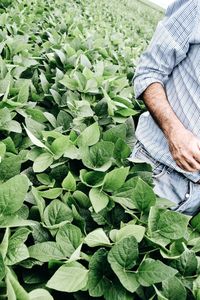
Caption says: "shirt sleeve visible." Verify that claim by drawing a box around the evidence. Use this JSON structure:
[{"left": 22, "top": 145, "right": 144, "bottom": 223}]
[{"left": 133, "top": 0, "right": 200, "bottom": 100}]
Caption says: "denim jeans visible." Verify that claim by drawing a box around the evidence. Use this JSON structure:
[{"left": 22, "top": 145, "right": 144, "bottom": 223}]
[{"left": 130, "top": 140, "right": 200, "bottom": 216}]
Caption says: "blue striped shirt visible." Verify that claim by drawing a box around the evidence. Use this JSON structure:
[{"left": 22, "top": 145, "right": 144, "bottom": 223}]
[{"left": 133, "top": 0, "right": 200, "bottom": 182}]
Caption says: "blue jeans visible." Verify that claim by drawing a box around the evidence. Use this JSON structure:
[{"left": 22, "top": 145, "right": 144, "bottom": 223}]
[{"left": 130, "top": 140, "right": 200, "bottom": 216}]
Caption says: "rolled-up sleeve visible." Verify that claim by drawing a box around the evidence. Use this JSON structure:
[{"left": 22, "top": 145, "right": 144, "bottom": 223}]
[{"left": 133, "top": 0, "right": 199, "bottom": 100}]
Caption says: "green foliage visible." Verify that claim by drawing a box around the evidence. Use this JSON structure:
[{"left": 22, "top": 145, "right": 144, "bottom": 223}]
[{"left": 2, "top": 0, "right": 199, "bottom": 299}]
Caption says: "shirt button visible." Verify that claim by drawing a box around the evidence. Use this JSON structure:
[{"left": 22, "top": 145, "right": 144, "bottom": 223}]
[{"left": 185, "top": 193, "right": 190, "bottom": 198}]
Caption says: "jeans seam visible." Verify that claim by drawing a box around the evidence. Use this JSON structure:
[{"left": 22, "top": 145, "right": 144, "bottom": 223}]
[{"left": 173, "top": 180, "right": 193, "bottom": 212}]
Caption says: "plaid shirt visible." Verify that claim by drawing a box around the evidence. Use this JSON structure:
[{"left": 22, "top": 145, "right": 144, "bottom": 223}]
[{"left": 133, "top": 0, "right": 200, "bottom": 182}]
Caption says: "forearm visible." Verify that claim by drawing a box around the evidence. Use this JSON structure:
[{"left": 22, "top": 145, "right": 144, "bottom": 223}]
[
  {"left": 141, "top": 82, "right": 185, "bottom": 139},
  {"left": 141, "top": 82, "right": 200, "bottom": 172}
]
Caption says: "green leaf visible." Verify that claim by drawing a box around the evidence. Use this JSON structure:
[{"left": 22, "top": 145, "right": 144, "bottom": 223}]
[
  {"left": 62, "top": 171, "right": 76, "bottom": 191},
  {"left": 108, "top": 236, "right": 138, "bottom": 269},
  {"left": 6, "top": 228, "right": 30, "bottom": 265},
  {"left": 0, "top": 141, "right": 6, "bottom": 162},
  {"left": 73, "top": 190, "right": 90, "bottom": 208},
  {"left": 47, "top": 261, "right": 88, "bottom": 292},
  {"left": 108, "top": 236, "right": 139, "bottom": 292},
  {"left": 0, "top": 253, "right": 5, "bottom": 280},
  {"left": 104, "top": 282, "right": 133, "bottom": 300},
  {"left": 173, "top": 249, "right": 198, "bottom": 276},
  {"left": 6, "top": 268, "right": 29, "bottom": 300},
  {"left": 157, "top": 210, "right": 191, "bottom": 240},
  {"left": 0, "top": 154, "right": 22, "bottom": 181},
  {"left": 162, "top": 276, "right": 187, "bottom": 300},
  {"left": 39, "top": 188, "right": 62, "bottom": 199},
  {"left": 51, "top": 136, "right": 79, "bottom": 159},
  {"left": 44, "top": 199, "right": 73, "bottom": 226},
  {"left": 103, "top": 124, "right": 126, "bottom": 143},
  {"left": 17, "top": 80, "right": 30, "bottom": 103},
  {"left": 29, "top": 242, "right": 65, "bottom": 262},
  {"left": 110, "top": 224, "right": 145, "bottom": 243},
  {"left": 137, "top": 258, "right": 178, "bottom": 286},
  {"left": 131, "top": 177, "right": 156, "bottom": 213},
  {"left": 24, "top": 126, "right": 51, "bottom": 151},
  {"left": 88, "top": 249, "right": 110, "bottom": 297},
  {"left": 80, "top": 169, "right": 105, "bottom": 187},
  {"left": 103, "top": 167, "right": 129, "bottom": 192},
  {"left": 29, "top": 289, "right": 53, "bottom": 300},
  {"left": 0, "top": 216, "right": 35, "bottom": 228},
  {"left": 89, "top": 188, "right": 109, "bottom": 213},
  {"left": 84, "top": 228, "right": 111, "bottom": 247},
  {"left": 56, "top": 223, "right": 82, "bottom": 257},
  {"left": 77, "top": 122, "right": 100, "bottom": 147},
  {"left": 33, "top": 152, "right": 53, "bottom": 172},
  {"left": 0, "top": 175, "right": 29, "bottom": 216},
  {"left": 80, "top": 54, "right": 92, "bottom": 69},
  {"left": 82, "top": 141, "right": 114, "bottom": 171}
]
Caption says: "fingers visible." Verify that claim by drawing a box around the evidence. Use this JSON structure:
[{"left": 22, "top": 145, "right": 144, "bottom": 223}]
[
  {"left": 176, "top": 161, "right": 196, "bottom": 172},
  {"left": 176, "top": 157, "right": 200, "bottom": 172}
]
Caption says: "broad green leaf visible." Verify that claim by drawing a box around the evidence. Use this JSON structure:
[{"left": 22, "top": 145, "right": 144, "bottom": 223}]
[
  {"left": 103, "top": 124, "right": 127, "bottom": 143},
  {"left": 108, "top": 236, "right": 138, "bottom": 269},
  {"left": 73, "top": 190, "right": 90, "bottom": 208},
  {"left": 80, "top": 54, "right": 92, "bottom": 69},
  {"left": 29, "top": 242, "right": 65, "bottom": 262},
  {"left": 157, "top": 210, "right": 191, "bottom": 240},
  {"left": 6, "top": 268, "right": 29, "bottom": 300},
  {"left": 82, "top": 141, "right": 114, "bottom": 171},
  {"left": 6, "top": 228, "right": 30, "bottom": 265},
  {"left": 24, "top": 126, "right": 51, "bottom": 152},
  {"left": 0, "top": 175, "right": 29, "bottom": 215},
  {"left": 17, "top": 80, "right": 30, "bottom": 103},
  {"left": 110, "top": 224, "right": 145, "bottom": 243},
  {"left": 0, "top": 216, "right": 35, "bottom": 228},
  {"left": 47, "top": 262, "right": 88, "bottom": 292},
  {"left": 89, "top": 188, "right": 109, "bottom": 213},
  {"left": 131, "top": 177, "right": 156, "bottom": 213},
  {"left": 88, "top": 249, "right": 110, "bottom": 297},
  {"left": 56, "top": 223, "right": 82, "bottom": 257},
  {"left": 43, "top": 199, "right": 73, "bottom": 226},
  {"left": 59, "top": 75, "right": 78, "bottom": 91},
  {"left": 33, "top": 152, "right": 53, "bottom": 172},
  {"left": 77, "top": 122, "right": 100, "bottom": 147},
  {"left": 191, "top": 213, "right": 200, "bottom": 233},
  {"left": 137, "top": 258, "right": 177, "bottom": 286},
  {"left": 173, "top": 249, "right": 198, "bottom": 276},
  {"left": 162, "top": 276, "right": 187, "bottom": 300},
  {"left": 51, "top": 136, "right": 79, "bottom": 159},
  {"left": 84, "top": 228, "right": 111, "bottom": 247},
  {"left": 0, "top": 154, "right": 21, "bottom": 181},
  {"left": 39, "top": 188, "right": 62, "bottom": 199},
  {"left": 104, "top": 282, "right": 133, "bottom": 300},
  {"left": 62, "top": 171, "right": 76, "bottom": 191},
  {"left": 80, "top": 169, "right": 105, "bottom": 187},
  {"left": 108, "top": 262, "right": 139, "bottom": 293},
  {"left": 108, "top": 236, "right": 139, "bottom": 292},
  {"left": 29, "top": 289, "right": 53, "bottom": 300},
  {"left": 103, "top": 167, "right": 129, "bottom": 192}
]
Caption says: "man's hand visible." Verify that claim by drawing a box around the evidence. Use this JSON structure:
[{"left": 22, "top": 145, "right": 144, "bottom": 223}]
[
  {"left": 167, "top": 128, "right": 200, "bottom": 172},
  {"left": 141, "top": 82, "right": 200, "bottom": 173}
]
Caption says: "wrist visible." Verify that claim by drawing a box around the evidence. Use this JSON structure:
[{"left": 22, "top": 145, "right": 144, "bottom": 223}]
[{"left": 164, "top": 122, "right": 186, "bottom": 141}]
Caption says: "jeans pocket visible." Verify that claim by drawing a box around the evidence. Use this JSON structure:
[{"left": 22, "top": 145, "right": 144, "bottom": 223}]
[
  {"left": 173, "top": 179, "right": 193, "bottom": 213},
  {"left": 133, "top": 144, "right": 167, "bottom": 178}
]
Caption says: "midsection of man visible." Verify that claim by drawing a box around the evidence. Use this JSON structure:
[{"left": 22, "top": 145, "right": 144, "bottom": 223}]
[{"left": 131, "top": 0, "right": 200, "bottom": 215}]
